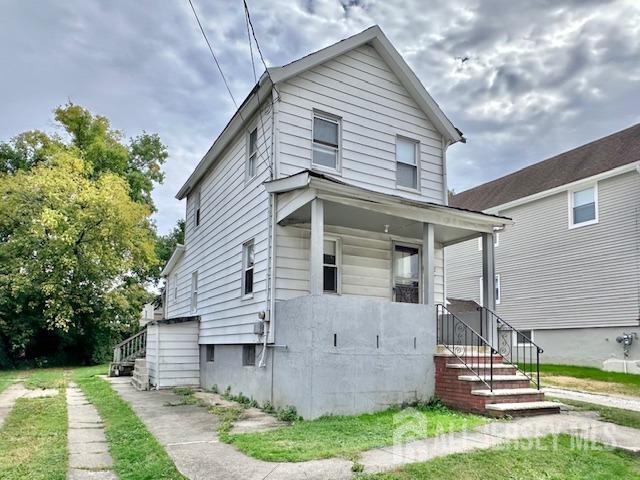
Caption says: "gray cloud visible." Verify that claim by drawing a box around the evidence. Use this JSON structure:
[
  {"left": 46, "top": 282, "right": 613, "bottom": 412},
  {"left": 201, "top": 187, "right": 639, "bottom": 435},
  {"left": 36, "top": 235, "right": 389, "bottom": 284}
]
[{"left": 1, "top": 0, "right": 639, "bottom": 231}]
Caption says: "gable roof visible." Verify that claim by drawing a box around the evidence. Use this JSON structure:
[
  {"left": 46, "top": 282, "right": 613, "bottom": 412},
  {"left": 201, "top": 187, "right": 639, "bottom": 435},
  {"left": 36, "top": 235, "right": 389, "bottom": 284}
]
[
  {"left": 451, "top": 123, "right": 640, "bottom": 211},
  {"left": 160, "top": 244, "right": 185, "bottom": 277},
  {"left": 176, "top": 25, "right": 462, "bottom": 200}
]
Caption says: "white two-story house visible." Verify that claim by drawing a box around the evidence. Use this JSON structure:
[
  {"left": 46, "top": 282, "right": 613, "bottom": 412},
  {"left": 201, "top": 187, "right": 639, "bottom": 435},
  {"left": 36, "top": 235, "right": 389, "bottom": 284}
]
[
  {"left": 446, "top": 124, "right": 640, "bottom": 371},
  {"left": 122, "top": 26, "right": 559, "bottom": 419}
]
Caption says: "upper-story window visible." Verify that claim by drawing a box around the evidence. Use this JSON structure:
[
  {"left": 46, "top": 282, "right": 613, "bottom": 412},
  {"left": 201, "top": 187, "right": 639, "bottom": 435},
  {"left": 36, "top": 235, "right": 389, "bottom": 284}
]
[
  {"left": 192, "top": 190, "right": 201, "bottom": 228},
  {"left": 312, "top": 113, "right": 340, "bottom": 171},
  {"left": 396, "top": 137, "right": 419, "bottom": 190},
  {"left": 242, "top": 240, "right": 255, "bottom": 298},
  {"left": 190, "top": 271, "right": 198, "bottom": 312},
  {"left": 247, "top": 127, "right": 258, "bottom": 179},
  {"left": 172, "top": 273, "right": 178, "bottom": 301},
  {"left": 569, "top": 185, "right": 597, "bottom": 228}
]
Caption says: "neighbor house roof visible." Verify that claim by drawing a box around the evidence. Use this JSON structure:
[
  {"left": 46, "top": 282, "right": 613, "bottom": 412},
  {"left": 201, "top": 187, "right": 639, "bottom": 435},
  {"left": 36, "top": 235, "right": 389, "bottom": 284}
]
[
  {"left": 160, "top": 244, "right": 185, "bottom": 277},
  {"left": 451, "top": 123, "right": 640, "bottom": 211},
  {"left": 176, "top": 25, "right": 462, "bottom": 200}
]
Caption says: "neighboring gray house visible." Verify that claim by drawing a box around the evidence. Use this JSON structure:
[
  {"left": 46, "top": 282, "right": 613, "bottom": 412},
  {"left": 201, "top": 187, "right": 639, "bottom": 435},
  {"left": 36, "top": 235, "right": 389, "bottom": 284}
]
[
  {"left": 446, "top": 124, "right": 640, "bottom": 371},
  {"left": 113, "top": 26, "right": 560, "bottom": 419}
]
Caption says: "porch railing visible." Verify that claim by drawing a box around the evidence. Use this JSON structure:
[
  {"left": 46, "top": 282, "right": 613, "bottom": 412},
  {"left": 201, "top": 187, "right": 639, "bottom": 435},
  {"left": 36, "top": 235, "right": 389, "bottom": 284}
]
[
  {"left": 112, "top": 328, "right": 147, "bottom": 364},
  {"left": 436, "top": 304, "right": 496, "bottom": 391},
  {"left": 478, "top": 306, "right": 543, "bottom": 389}
]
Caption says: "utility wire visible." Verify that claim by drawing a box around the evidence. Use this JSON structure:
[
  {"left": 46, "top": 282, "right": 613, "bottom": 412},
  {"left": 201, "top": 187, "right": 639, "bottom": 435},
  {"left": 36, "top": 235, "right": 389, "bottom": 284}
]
[
  {"left": 243, "top": 0, "right": 279, "bottom": 97},
  {"left": 187, "top": 0, "right": 240, "bottom": 111}
]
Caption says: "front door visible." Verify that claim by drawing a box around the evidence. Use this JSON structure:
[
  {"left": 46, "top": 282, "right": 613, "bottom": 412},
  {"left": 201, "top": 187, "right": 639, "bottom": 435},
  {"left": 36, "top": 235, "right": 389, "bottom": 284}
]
[{"left": 393, "top": 244, "right": 420, "bottom": 303}]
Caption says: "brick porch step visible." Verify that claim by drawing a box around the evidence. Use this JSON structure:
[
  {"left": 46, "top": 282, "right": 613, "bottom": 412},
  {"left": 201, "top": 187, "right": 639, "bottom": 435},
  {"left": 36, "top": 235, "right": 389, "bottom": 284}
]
[{"left": 485, "top": 401, "right": 562, "bottom": 417}]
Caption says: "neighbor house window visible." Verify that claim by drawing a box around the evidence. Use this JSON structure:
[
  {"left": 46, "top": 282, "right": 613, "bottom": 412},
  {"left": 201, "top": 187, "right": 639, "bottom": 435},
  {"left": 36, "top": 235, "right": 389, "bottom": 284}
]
[
  {"left": 247, "top": 127, "right": 258, "bottom": 179},
  {"left": 173, "top": 273, "right": 178, "bottom": 301},
  {"left": 206, "top": 345, "right": 215, "bottom": 362},
  {"left": 190, "top": 271, "right": 198, "bottom": 312},
  {"left": 478, "top": 233, "right": 500, "bottom": 251},
  {"left": 396, "top": 137, "right": 419, "bottom": 190},
  {"left": 479, "top": 274, "right": 501, "bottom": 306},
  {"left": 516, "top": 329, "right": 534, "bottom": 346},
  {"left": 323, "top": 239, "right": 340, "bottom": 293},
  {"left": 192, "top": 190, "right": 201, "bottom": 227},
  {"left": 242, "top": 240, "right": 255, "bottom": 297},
  {"left": 242, "top": 345, "right": 256, "bottom": 366},
  {"left": 569, "top": 185, "right": 597, "bottom": 227},
  {"left": 312, "top": 113, "right": 340, "bottom": 170}
]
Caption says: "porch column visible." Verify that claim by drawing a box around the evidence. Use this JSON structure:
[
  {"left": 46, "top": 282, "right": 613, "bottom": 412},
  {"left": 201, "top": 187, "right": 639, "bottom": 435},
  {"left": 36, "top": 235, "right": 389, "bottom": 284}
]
[
  {"left": 310, "top": 198, "right": 324, "bottom": 295},
  {"left": 422, "top": 223, "right": 435, "bottom": 305},
  {"left": 481, "top": 231, "right": 496, "bottom": 311}
]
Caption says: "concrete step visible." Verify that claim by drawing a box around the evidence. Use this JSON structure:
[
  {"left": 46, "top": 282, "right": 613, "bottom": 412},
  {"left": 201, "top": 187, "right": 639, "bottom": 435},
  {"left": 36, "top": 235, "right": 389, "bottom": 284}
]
[
  {"left": 130, "top": 376, "right": 149, "bottom": 391},
  {"left": 485, "top": 401, "right": 562, "bottom": 417},
  {"left": 133, "top": 367, "right": 149, "bottom": 376},
  {"left": 471, "top": 388, "right": 540, "bottom": 396},
  {"left": 446, "top": 363, "right": 516, "bottom": 370},
  {"left": 459, "top": 374, "right": 529, "bottom": 382}
]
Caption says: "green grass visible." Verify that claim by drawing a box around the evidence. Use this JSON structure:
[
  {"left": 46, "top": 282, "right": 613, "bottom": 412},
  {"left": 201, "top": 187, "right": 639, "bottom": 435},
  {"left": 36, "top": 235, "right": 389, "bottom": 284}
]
[
  {"left": 224, "top": 404, "right": 488, "bottom": 462},
  {"left": 72, "top": 365, "right": 186, "bottom": 480},
  {"left": 364, "top": 434, "right": 640, "bottom": 479},
  {"left": 0, "top": 390, "right": 67, "bottom": 480},
  {"left": 0, "top": 367, "right": 67, "bottom": 392},
  {"left": 0, "top": 369, "right": 20, "bottom": 393},
  {"left": 540, "top": 363, "right": 640, "bottom": 397},
  {"left": 551, "top": 397, "right": 640, "bottom": 429}
]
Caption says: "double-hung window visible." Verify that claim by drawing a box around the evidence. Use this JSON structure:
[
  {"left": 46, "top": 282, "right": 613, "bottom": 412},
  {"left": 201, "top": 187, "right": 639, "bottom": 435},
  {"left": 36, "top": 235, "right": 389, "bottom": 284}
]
[
  {"left": 479, "top": 274, "right": 501, "bottom": 306},
  {"left": 192, "top": 190, "right": 201, "bottom": 228},
  {"left": 190, "top": 271, "right": 198, "bottom": 312},
  {"left": 323, "top": 239, "right": 340, "bottom": 293},
  {"left": 396, "top": 137, "right": 419, "bottom": 190},
  {"left": 569, "top": 185, "right": 597, "bottom": 227},
  {"left": 247, "top": 127, "right": 258, "bottom": 179},
  {"left": 242, "top": 241, "right": 255, "bottom": 297},
  {"left": 312, "top": 113, "right": 340, "bottom": 170}
]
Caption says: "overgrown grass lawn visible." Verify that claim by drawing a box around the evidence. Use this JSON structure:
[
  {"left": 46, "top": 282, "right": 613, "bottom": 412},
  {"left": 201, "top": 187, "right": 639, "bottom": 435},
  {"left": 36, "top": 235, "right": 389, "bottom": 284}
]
[
  {"left": 365, "top": 434, "right": 640, "bottom": 479},
  {"left": 225, "top": 404, "right": 488, "bottom": 462},
  {"left": 72, "top": 365, "right": 187, "bottom": 480},
  {"left": 540, "top": 363, "right": 640, "bottom": 397},
  {"left": 0, "top": 391, "right": 67, "bottom": 480}
]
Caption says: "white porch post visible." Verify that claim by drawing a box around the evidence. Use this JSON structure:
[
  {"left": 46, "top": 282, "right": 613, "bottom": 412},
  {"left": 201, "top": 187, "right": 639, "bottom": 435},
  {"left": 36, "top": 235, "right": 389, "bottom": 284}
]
[
  {"left": 422, "top": 223, "right": 435, "bottom": 305},
  {"left": 481, "top": 232, "right": 496, "bottom": 311},
  {"left": 310, "top": 198, "right": 324, "bottom": 295}
]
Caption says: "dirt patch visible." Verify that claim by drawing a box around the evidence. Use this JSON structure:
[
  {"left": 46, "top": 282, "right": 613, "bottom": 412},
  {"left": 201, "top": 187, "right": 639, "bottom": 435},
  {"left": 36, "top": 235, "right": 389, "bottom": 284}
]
[{"left": 542, "top": 375, "right": 639, "bottom": 398}]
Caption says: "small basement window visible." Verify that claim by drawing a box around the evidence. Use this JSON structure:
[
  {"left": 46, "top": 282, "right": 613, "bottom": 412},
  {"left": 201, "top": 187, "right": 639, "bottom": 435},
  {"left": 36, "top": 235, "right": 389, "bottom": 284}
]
[
  {"left": 242, "top": 240, "right": 255, "bottom": 297},
  {"left": 569, "top": 185, "right": 597, "bottom": 227},
  {"left": 516, "top": 330, "right": 534, "bottom": 346},
  {"left": 242, "top": 345, "right": 256, "bottom": 366},
  {"left": 206, "top": 345, "right": 215, "bottom": 362},
  {"left": 312, "top": 113, "right": 340, "bottom": 170},
  {"left": 396, "top": 137, "right": 419, "bottom": 190}
]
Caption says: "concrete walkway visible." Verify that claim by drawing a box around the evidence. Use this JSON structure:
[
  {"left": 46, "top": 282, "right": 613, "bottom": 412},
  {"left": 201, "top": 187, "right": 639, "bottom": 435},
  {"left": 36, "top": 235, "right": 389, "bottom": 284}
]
[
  {"left": 545, "top": 387, "right": 640, "bottom": 412},
  {"left": 0, "top": 383, "right": 58, "bottom": 429},
  {"left": 67, "top": 382, "right": 117, "bottom": 480},
  {"left": 107, "top": 377, "right": 640, "bottom": 480}
]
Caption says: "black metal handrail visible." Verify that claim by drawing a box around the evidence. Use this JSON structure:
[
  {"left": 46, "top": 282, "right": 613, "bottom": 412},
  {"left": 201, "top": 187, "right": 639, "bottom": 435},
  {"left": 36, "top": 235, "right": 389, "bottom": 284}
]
[
  {"left": 436, "top": 304, "right": 496, "bottom": 391},
  {"left": 478, "top": 306, "right": 543, "bottom": 389}
]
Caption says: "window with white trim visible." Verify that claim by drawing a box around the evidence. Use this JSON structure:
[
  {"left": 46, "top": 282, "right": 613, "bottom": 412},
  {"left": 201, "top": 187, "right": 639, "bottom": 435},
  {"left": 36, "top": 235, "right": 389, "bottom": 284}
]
[
  {"left": 190, "top": 271, "right": 198, "bottom": 312},
  {"left": 323, "top": 239, "right": 340, "bottom": 293},
  {"left": 396, "top": 137, "right": 419, "bottom": 189},
  {"left": 312, "top": 113, "right": 340, "bottom": 170},
  {"left": 479, "top": 274, "right": 501, "bottom": 306},
  {"left": 516, "top": 329, "right": 534, "bottom": 346},
  {"left": 569, "top": 185, "right": 597, "bottom": 227},
  {"left": 192, "top": 190, "right": 201, "bottom": 228},
  {"left": 247, "top": 127, "right": 258, "bottom": 179},
  {"left": 172, "top": 273, "right": 178, "bottom": 301},
  {"left": 242, "top": 240, "right": 255, "bottom": 297}
]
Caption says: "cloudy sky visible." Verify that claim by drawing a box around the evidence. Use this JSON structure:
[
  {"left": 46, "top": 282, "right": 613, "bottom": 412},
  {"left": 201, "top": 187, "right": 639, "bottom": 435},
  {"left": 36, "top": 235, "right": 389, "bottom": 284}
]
[{"left": 2, "top": 0, "right": 639, "bottom": 233}]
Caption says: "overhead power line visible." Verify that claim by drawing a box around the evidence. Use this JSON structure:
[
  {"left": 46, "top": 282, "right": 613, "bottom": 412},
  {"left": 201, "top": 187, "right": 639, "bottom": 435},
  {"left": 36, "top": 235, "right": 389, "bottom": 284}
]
[
  {"left": 186, "top": 0, "right": 239, "bottom": 110},
  {"left": 243, "top": 0, "right": 278, "bottom": 96}
]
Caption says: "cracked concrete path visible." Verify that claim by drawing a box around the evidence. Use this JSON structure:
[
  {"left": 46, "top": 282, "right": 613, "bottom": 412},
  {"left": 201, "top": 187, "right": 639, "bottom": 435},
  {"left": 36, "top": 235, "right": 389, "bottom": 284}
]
[
  {"left": 67, "top": 382, "right": 117, "bottom": 480},
  {"left": 545, "top": 387, "right": 640, "bottom": 412},
  {"left": 0, "top": 383, "right": 58, "bottom": 429},
  {"left": 106, "top": 377, "right": 640, "bottom": 479}
]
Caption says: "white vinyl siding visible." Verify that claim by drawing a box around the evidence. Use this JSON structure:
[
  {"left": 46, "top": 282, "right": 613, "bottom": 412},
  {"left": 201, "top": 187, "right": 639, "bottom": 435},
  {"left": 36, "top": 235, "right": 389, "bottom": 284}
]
[
  {"left": 446, "top": 171, "right": 640, "bottom": 330},
  {"left": 171, "top": 103, "right": 273, "bottom": 344},
  {"left": 276, "top": 44, "right": 445, "bottom": 203},
  {"left": 275, "top": 224, "right": 444, "bottom": 304},
  {"left": 146, "top": 321, "right": 200, "bottom": 389}
]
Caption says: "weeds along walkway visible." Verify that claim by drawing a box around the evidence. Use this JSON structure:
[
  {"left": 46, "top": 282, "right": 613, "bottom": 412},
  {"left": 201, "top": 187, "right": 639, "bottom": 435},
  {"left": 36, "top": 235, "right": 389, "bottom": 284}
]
[
  {"left": 66, "top": 382, "right": 117, "bottom": 480},
  {"left": 106, "top": 377, "right": 640, "bottom": 480}
]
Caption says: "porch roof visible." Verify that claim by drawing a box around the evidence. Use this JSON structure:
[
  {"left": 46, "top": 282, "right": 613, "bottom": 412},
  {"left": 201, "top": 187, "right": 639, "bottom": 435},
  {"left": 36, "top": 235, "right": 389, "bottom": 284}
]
[{"left": 264, "top": 170, "right": 513, "bottom": 246}]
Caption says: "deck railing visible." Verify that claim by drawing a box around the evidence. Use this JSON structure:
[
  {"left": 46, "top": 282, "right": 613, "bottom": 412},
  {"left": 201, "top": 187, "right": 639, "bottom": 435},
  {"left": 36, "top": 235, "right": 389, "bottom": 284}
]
[{"left": 112, "top": 328, "right": 147, "bottom": 364}]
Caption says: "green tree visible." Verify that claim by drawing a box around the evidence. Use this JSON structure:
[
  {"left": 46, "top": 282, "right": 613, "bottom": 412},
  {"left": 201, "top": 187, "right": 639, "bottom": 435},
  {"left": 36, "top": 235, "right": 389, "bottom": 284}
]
[
  {"left": 155, "top": 219, "right": 185, "bottom": 269},
  {"left": 0, "top": 104, "right": 165, "bottom": 366}
]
